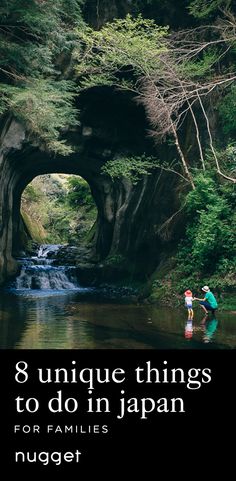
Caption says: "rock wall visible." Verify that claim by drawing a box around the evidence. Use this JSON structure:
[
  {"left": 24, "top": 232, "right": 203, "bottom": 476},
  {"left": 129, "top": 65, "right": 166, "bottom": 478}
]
[
  {"left": 0, "top": 87, "right": 185, "bottom": 284},
  {"left": 83, "top": 0, "right": 194, "bottom": 29},
  {"left": 0, "top": 117, "right": 26, "bottom": 284}
]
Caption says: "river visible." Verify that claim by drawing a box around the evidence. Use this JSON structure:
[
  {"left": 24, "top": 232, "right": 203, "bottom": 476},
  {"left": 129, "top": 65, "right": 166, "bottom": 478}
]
[{"left": 0, "top": 245, "right": 235, "bottom": 349}]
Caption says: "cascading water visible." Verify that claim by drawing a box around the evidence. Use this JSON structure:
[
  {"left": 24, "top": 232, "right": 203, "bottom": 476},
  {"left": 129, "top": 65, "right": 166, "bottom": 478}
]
[
  {"left": 37, "top": 244, "right": 61, "bottom": 258},
  {"left": 15, "top": 245, "right": 78, "bottom": 290}
]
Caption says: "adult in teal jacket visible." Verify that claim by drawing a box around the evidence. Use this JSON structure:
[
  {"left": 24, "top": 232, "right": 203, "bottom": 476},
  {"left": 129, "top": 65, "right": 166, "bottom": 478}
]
[{"left": 194, "top": 286, "right": 218, "bottom": 315}]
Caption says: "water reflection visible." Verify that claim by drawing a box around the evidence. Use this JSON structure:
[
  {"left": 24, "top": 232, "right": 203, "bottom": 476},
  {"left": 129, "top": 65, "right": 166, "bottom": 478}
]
[
  {"left": 184, "top": 314, "right": 220, "bottom": 345},
  {"left": 0, "top": 290, "right": 235, "bottom": 349},
  {"left": 184, "top": 319, "right": 193, "bottom": 340},
  {"left": 201, "top": 315, "right": 218, "bottom": 344}
]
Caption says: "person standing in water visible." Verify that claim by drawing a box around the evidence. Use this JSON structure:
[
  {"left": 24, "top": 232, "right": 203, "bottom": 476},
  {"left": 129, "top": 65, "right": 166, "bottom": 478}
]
[
  {"left": 184, "top": 289, "right": 194, "bottom": 320},
  {"left": 194, "top": 286, "right": 218, "bottom": 315}
]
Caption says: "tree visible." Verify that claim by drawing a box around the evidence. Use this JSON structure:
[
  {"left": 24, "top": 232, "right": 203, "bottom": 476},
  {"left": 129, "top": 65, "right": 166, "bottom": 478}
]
[
  {"left": 74, "top": 15, "right": 195, "bottom": 187},
  {"left": 0, "top": 0, "right": 85, "bottom": 154},
  {"left": 143, "top": 15, "right": 236, "bottom": 183},
  {"left": 74, "top": 12, "right": 236, "bottom": 185},
  {"left": 189, "top": 0, "right": 233, "bottom": 19}
]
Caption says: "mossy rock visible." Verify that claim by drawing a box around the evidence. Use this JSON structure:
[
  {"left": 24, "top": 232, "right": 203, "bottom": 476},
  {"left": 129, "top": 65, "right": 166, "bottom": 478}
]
[{"left": 21, "top": 210, "right": 47, "bottom": 244}]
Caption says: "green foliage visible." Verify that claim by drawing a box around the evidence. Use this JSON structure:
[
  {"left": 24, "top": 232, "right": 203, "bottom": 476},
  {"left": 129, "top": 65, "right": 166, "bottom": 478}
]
[
  {"left": 102, "top": 155, "right": 158, "bottom": 184},
  {"left": 74, "top": 14, "right": 168, "bottom": 90},
  {"left": 219, "top": 296, "right": 236, "bottom": 310},
  {"left": 176, "top": 173, "right": 236, "bottom": 277},
  {"left": 67, "top": 176, "right": 94, "bottom": 207},
  {"left": 74, "top": 10, "right": 236, "bottom": 192},
  {"left": 2, "top": 79, "right": 78, "bottom": 154},
  {"left": 206, "top": 144, "right": 236, "bottom": 175},
  {"left": 0, "top": 0, "right": 84, "bottom": 43},
  {"left": 179, "top": 49, "right": 219, "bottom": 80},
  {"left": 189, "top": 0, "right": 232, "bottom": 18},
  {"left": 0, "top": 39, "right": 54, "bottom": 77},
  {"left": 219, "top": 86, "right": 236, "bottom": 138},
  {"left": 44, "top": 203, "right": 74, "bottom": 244},
  {"left": 148, "top": 161, "right": 236, "bottom": 302},
  {"left": 1, "top": 1, "right": 235, "bottom": 293},
  {"left": 21, "top": 174, "right": 97, "bottom": 245},
  {"left": 0, "top": 0, "right": 84, "bottom": 153},
  {"left": 23, "top": 184, "right": 41, "bottom": 202}
]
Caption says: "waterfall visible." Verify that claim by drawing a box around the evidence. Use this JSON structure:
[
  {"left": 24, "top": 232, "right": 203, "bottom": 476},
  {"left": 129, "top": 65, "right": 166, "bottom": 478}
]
[
  {"left": 15, "top": 245, "right": 78, "bottom": 290},
  {"left": 37, "top": 244, "right": 62, "bottom": 258}
]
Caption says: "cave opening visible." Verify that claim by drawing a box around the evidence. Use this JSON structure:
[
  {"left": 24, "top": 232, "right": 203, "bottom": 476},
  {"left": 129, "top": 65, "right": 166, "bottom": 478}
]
[
  {"left": 0, "top": 86, "right": 174, "bottom": 285},
  {"left": 19, "top": 173, "right": 98, "bottom": 255}
]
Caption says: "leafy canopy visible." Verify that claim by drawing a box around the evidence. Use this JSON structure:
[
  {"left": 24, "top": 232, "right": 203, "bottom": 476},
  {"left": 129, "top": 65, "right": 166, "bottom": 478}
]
[
  {"left": 74, "top": 14, "right": 168, "bottom": 90},
  {"left": 219, "top": 86, "right": 236, "bottom": 138},
  {"left": 1, "top": 80, "right": 78, "bottom": 155},
  {"left": 102, "top": 155, "right": 158, "bottom": 184},
  {"left": 189, "top": 0, "right": 233, "bottom": 18},
  {"left": 177, "top": 173, "right": 236, "bottom": 274},
  {"left": 66, "top": 176, "right": 94, "bottom": 207},
  {"left": 0, "top": 0, "right": 85, "bottom": 154}
]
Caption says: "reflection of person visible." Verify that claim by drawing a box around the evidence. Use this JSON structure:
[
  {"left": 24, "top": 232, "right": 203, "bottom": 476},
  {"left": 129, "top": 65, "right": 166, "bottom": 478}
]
[
  {"left": 201, "top": 315, "right": 218, "bottom": 343},
  {"left": 185, "top": 319, "right": 193, "bottom": 339},
  {"left": 194, "top": 285, "right": 218, "bottom": 315},
  {"left": 184, "top": 289, "right": 194, "bottom": 320}
]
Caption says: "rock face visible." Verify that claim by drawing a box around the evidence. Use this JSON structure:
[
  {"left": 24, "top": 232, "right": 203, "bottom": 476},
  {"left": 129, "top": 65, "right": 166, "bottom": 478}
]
[
  {"left": 83, "top": 0, "right": 193, "bottom": 29},
  {"left": 0, "top": 117, "right": 26, "bottom": 284},
  {"left": 0, "top": 87, "right": 185, "bottom": 285}
]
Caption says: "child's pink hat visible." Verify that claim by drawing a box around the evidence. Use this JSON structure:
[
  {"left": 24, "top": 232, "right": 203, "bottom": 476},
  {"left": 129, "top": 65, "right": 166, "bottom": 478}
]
[{"left": 184, "top": 290, "right": 192, "bottom": 296}]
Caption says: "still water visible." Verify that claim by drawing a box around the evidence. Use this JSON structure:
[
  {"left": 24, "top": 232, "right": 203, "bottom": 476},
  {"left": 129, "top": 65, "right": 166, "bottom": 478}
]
[
  {"left": 0, "top": 245, "right": 235, "bottom": 349},
  {"left": 0, "top": 290, "right": 235, "bottom": 349}
]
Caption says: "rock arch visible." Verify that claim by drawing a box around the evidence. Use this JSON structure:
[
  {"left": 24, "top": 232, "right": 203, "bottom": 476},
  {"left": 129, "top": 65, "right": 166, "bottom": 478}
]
[{"left": 0, "top": 88, "right": 183, "bottom": 285}]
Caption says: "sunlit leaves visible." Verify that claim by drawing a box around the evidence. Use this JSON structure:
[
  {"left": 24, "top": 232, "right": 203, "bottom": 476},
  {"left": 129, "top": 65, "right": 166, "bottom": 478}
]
[
  {"left": 74, "top": 14, "right": 168, "bottom": 90},
  {"left": 102, "top": 155, "right": 158, "bottom": 184},
  {"left": 1, "top": 79, "right": 78, "bottom": 154}
]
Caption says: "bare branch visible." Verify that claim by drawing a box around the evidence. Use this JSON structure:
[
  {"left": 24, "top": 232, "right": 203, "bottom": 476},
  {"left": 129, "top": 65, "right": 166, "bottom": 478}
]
[
  {"left": 157, "top": 203, "right": 187, "bottom": 241},
  {"left": 197, "top": 92, "right": 236, "bottom": 183}
]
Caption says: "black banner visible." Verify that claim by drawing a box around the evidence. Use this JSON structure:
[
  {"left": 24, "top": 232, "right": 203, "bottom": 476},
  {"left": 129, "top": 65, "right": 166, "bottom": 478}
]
[{"left": 0, "top": 349, "right": 234, "bottom": 474}]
